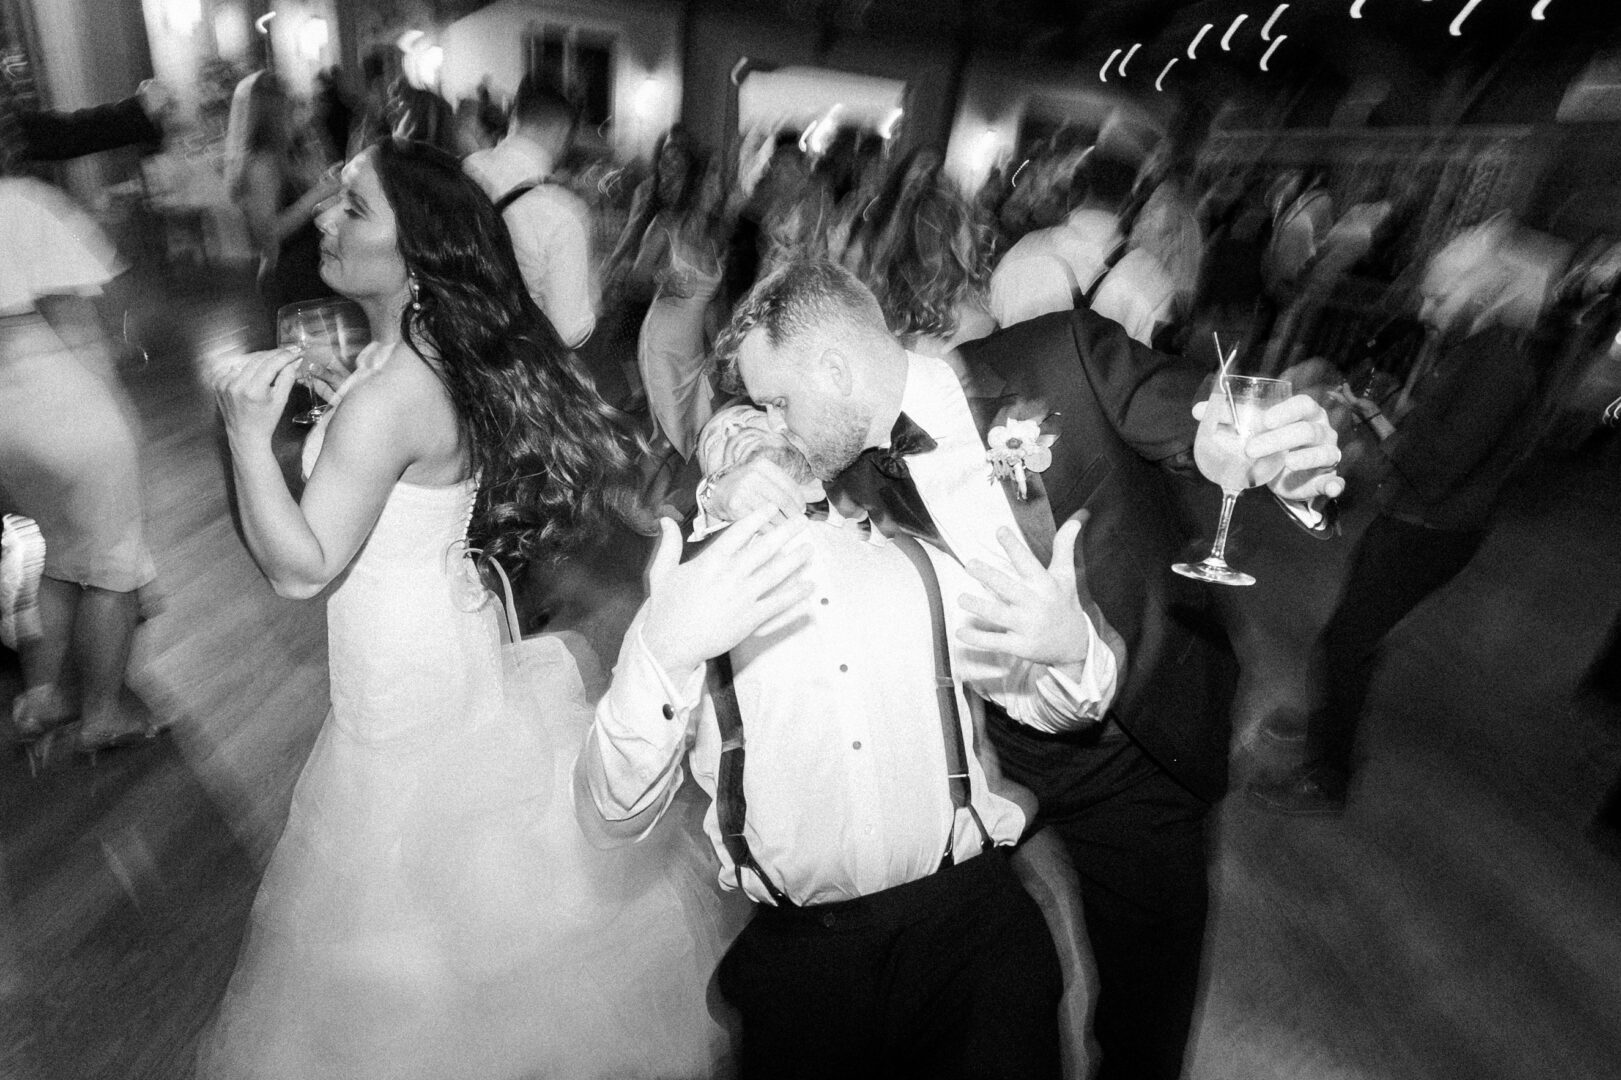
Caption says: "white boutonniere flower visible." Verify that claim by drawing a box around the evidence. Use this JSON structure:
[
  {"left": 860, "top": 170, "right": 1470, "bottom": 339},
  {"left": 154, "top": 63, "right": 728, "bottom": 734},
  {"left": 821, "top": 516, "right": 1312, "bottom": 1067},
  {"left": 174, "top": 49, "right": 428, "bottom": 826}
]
[{"left": 986, "top": 416, "right": 1057, "bottom": 500}]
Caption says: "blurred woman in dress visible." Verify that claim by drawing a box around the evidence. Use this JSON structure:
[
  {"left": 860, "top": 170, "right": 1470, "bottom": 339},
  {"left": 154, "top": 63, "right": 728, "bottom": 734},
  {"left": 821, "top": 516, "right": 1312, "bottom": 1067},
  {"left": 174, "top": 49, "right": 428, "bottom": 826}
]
[
  {"left": 199, "top": 139, "right": 743, "bottom": 1080},
  {"left": 0, "top": 99, "right": 161, "bottom": 768},
  {"left": 225, "top": 71, "right": 338, "bottom": 318},
  {"left": 637, "top": 156, "right": 729, "bottom": 463}
]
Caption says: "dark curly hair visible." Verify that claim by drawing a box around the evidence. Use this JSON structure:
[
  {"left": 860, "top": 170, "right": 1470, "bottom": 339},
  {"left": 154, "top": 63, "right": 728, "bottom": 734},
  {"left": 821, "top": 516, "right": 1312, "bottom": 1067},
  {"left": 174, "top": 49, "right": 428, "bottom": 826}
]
[{"left": 371, "top": 138, "right": 649, "bottom": 569}]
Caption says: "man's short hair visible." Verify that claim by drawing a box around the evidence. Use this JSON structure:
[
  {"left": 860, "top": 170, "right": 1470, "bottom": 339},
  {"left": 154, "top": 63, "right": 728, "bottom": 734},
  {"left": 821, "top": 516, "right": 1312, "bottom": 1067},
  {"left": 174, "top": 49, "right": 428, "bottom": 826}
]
[
  {"left": 511, "top": 75, "right": 575, "bottom": 133},
  {"left": 1073, "top": 153, "right": 1139, "bottom": 214},
  {"left": 696, "top": 404, "right": 814, "bottom": 484},
  {"left": 713, "top": 258, "right": 886, "bottom": 394}
]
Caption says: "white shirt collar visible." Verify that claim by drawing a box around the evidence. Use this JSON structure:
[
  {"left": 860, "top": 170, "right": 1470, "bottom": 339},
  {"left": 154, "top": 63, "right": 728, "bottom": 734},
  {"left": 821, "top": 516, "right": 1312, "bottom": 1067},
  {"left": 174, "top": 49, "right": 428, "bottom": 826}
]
[{"left": 896, "top": 350, "right": 971, "bottom": 446}]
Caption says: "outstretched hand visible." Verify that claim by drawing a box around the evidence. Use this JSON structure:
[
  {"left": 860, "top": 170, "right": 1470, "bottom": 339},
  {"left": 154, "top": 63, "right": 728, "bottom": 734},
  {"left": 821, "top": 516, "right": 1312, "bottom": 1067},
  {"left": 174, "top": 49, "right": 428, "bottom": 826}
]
[
  {"left": 640, "top": 505, "right": 815, "bottom": 678},
  {"left": 957, "top": 515, "right": 1095, "bottom": 668},
  {"left": 1193, "top": 392, "right": 1345, "bottom": 501}
]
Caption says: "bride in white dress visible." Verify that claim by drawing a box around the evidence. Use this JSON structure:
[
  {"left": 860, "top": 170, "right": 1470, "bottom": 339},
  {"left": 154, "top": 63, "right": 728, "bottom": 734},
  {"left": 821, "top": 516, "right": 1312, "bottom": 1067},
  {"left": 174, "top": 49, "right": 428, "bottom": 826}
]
[{"left": 200, "top": 140, "right": 744, "bottom": 1080}]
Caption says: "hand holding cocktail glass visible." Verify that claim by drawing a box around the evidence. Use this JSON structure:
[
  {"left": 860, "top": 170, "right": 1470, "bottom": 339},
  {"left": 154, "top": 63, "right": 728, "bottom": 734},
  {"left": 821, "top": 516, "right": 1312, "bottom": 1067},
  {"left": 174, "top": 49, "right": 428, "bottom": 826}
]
[
  {"left": 1174, "top": 342, "right": 1345, "bottom": 586},
  {"left": 276, "top": 299, "right": 370, "bottom": 427}
]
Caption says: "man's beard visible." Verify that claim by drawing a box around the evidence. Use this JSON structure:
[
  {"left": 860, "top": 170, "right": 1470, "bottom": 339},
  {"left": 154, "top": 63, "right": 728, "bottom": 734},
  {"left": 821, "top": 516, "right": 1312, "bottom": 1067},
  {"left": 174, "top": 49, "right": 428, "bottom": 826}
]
[{"left": 799, "top": 407, "right": 871, "bottom": 482}]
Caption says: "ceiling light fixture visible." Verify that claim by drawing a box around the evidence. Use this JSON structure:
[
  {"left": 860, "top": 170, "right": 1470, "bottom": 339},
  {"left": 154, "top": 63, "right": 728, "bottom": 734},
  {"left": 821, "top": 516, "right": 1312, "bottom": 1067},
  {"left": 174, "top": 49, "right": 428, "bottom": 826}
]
[
  {"left": 1118, "top": 42, "right": 1141, "bottom": 77},
  {"left": 1100, "top": 47, "right": 1122, "bottom": 82},
  {"left": 1221, "top": 14, "right": 1248, "bottom": 50},
  {"left": 1449, "top": 0, "right": 1485, "bottom": 35},
  {"left": 1260, "top": 34, "right": 1286, "bottom": 71},
  {"left": 1262, "top": 4, "right": 1289, "bottom": 41},
  {"left": 1188, "top": 23, "right": 1213, "bottom": 59}
]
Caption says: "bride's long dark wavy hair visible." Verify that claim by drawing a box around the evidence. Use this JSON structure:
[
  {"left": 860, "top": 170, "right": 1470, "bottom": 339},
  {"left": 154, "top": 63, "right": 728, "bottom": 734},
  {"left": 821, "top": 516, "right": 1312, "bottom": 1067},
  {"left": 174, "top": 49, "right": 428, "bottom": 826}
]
[{"left": 371, "top": 138, "right": 648, "bottom": 569}]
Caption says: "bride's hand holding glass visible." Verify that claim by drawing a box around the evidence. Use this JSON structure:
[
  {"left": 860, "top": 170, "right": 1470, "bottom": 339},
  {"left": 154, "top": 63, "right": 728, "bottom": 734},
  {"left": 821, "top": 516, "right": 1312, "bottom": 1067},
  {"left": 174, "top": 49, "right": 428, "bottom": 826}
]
[{"left": 211, "top": 348, "right": 303, "bottom": 446}]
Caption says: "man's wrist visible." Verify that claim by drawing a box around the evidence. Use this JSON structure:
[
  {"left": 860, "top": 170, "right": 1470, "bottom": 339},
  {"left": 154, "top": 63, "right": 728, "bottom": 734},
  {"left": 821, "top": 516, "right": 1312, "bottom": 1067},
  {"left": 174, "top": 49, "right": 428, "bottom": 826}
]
[
  {"left": 696, "top": 465, "right": 735, "bottom": 522},
  {"left": 639, "top": 618, "right": 702, "bottom": 684}
]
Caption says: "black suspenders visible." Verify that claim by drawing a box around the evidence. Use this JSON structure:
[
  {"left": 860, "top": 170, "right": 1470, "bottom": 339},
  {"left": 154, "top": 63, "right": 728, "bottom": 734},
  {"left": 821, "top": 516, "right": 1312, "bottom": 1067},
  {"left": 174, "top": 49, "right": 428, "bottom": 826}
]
[
  {"left": 706, "top": 530, "right": 993, "bottom": 908},
  {"left": 493, "top": 182, "right": 540, "bottom": 215}
]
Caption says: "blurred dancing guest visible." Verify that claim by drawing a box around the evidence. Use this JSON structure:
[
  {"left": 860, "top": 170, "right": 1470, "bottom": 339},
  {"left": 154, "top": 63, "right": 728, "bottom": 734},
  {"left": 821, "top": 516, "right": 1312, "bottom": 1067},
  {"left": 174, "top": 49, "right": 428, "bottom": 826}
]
[
  {"left": 583, "top": 404, "right": 1120, "bottom": 1079},
  {"left": 702, "top": 259, "right": 1344, "bottom": 1080},
  {"left": 225, "top": 71, "right": 338, "bottom": 314},
  {"left": 0, "top": 115, "right": 160, "bottom": 766},
  {"left": 1090, "top": 171, "right": 1204, "bottom": 350},
  {"left": 637, "top": 158, "right": 729, "bottom": 460},
  {"left": 200, "top": 140, "right": 739, "bottom": 1080},
  {"left": 1251, "top": 218, "right": 1565, "bottom": 816},
  {"left": 852, "top": 154, "right": 997, "bottom": 360},
  {"left": 987, "top": 153, "right": 1136, "bottom": 329},
  {"left": 465, "top": 76, "right": 596, "bottom": 348}
]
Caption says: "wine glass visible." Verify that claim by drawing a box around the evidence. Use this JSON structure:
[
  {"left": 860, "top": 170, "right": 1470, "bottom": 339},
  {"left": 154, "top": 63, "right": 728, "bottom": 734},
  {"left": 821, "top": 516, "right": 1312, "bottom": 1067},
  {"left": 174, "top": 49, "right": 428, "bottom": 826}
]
[
  {"left": 277, "top": 299, "right": 369, "bottom": 427},
  {"left": 1172, "top": 374, "right": 1293, "bottom": 587}
]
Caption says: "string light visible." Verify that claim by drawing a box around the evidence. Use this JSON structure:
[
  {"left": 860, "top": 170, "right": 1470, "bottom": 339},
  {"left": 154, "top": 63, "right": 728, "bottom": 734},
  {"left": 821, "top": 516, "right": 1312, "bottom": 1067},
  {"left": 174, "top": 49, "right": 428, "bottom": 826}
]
[
  {"left": 1118, "top": 42, "right": 1141, "bottom": 77},
  {"left": 1156, "top": 58, "right": 1178, "bottom": 92},
  {"left": 1449, "top": 0, "right": 1485, "bottom": 35},
  {"left": 1188, "top": 23, "right": 1213, "bottom": 59},
  {"left": 1260, "top": 34, "right": 1287, "bottom": 71},
  {"left": 1261, "top": 4, "right": 1289, "bottom": 41},
  {"left": 1221, "top": 14, "right": 1248, "bottom": 50},
  {"left": 1100, "top": 47, "right": 1122, "bottom": 82}
]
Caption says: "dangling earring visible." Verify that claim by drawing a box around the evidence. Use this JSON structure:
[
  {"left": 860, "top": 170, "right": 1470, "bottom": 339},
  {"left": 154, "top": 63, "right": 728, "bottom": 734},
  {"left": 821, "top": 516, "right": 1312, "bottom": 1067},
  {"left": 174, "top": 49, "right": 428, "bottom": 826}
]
[{"left": 409, "top": 275, "right": 423, "bottom": 313}]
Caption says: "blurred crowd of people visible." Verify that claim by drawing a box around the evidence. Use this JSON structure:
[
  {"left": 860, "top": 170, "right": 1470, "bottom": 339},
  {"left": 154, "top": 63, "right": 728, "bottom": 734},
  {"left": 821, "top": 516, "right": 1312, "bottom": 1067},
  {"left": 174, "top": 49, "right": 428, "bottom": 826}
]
[{"left": 2, "top": 51, "right": 1620, "bottom": 1080}]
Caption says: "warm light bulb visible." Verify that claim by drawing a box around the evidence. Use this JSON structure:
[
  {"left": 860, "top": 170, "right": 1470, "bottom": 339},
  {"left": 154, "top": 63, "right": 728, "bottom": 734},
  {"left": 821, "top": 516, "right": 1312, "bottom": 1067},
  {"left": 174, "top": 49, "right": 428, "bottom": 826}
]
[
  {"left": 1221, "top": 14, "right": 1248, "bottom": 51},
  {"left": 1449, "top": 0, "right": 1486, "bottom": 34},
  {"left": 1100, "top": 47, "right": 1122, "bottom": 82},
  {"left": 1118, "top": 42, "right": 1141, "bottom": 77},
  {"left": 1188, "top": 24, "right": 1213, "bottom": 59},
  {"left": 299, "top": 17, "right": 329, "bottom": 61},
  {"left": 1260, "top": 34, "right": 1287, "bottom": 71},
  {"left": 635, "top": 76, "right": 662, "bottom": 119}
]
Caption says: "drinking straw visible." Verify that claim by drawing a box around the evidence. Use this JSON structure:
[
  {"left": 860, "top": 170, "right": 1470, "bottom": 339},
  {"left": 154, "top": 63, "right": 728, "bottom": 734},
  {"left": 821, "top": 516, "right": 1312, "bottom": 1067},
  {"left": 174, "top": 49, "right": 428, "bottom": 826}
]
[{"left": 1214, "top": 332, "right": 1239, "bottom": 424}]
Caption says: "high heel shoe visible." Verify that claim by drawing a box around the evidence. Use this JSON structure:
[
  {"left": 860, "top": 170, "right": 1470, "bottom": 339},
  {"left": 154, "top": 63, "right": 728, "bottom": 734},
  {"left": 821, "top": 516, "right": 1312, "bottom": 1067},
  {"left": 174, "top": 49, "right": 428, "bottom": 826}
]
[
  {"left": 73, "top": 717, "right": 164, "bottom": 766},
  {"left": 11, "top": 685, "right": 76, "bottom": 777}
]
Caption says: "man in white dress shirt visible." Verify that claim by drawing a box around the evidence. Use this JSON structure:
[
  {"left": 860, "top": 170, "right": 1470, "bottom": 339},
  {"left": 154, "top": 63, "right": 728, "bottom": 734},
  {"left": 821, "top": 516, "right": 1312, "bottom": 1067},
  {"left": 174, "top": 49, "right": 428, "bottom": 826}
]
[
  {"left": 463, "top": 77, "right": 596, "bottom": 347},
  {"left": 986, "top": 153, "right": 1137, "bottom": 329},
  {"left": 580, "top": 405, "right": 1120, "bottom": 1079},
  {"left": 697, "top": 259, "right": 1346, "bottom": 1080}
]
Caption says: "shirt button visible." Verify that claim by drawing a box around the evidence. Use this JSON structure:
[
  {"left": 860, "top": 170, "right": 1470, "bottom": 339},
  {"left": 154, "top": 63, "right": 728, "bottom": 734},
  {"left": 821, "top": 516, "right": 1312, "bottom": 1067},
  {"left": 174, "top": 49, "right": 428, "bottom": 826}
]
[
  {"left": 820, "top": 912, "right": 836, "bottom": 928},
  {"left": 661, "top": 703, "right": 675, "bottom": 720},
  {"left": 852, "top": 740, "right": 862, "bottom": 750},
  {"left": 820, "top": 597, "right": 829, "bottom": 606},
  {"left": 839, "top": 663, "right": 848, "bottom": 673}
]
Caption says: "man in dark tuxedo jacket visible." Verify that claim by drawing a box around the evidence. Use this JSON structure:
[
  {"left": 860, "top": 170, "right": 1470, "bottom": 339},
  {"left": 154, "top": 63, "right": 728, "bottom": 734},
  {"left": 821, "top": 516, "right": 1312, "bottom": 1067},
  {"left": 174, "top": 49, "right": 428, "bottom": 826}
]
[{"left": 705, "top": 259, "right": 1344, "bottom": 1080}]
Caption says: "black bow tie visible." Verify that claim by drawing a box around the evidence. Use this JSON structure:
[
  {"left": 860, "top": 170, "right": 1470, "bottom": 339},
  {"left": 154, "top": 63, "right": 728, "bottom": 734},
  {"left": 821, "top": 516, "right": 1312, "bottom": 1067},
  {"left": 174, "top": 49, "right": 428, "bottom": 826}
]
[
  {"left": 863, "top": 412, "right": 938, "bottom": 480},
  {"left": 804, "top": 498, "right": 872, "bottom": 535}
]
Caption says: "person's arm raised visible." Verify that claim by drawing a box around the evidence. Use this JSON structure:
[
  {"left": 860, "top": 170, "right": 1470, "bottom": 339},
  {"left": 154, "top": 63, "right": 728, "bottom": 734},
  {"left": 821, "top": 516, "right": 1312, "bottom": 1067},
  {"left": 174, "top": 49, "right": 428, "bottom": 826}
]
[{"left": 212, "top": 347, "right": 426, "bottom": 599}]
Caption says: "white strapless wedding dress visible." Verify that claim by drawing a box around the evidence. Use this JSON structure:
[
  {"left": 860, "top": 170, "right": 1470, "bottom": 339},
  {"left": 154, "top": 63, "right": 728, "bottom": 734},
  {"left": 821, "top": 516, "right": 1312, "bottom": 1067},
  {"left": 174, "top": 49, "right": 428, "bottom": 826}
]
[{"left": 199, "top": 384, "right": 744, "bottom": 1079}]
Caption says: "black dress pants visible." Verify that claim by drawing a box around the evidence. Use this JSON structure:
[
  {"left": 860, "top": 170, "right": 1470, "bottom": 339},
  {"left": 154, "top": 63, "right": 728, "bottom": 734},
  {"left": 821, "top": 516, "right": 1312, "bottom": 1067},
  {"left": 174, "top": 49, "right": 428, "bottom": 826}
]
[
  {"left": 1312, "top": 513, "right": 1485, "bottom": 772},
  {"left": 716, "top": 849, "right": 1063, "bottom": 1080},
  {"left": 989, "top": 721, "right": 1212, "bottom": 1080}
]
